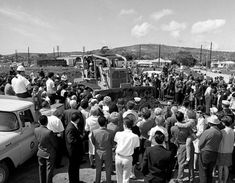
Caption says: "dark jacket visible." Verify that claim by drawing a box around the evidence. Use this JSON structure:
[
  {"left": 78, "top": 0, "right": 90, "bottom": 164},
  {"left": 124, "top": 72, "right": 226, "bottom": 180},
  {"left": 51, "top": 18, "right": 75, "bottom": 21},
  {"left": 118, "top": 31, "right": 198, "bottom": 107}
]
[
  {"left": 65, "top": 122, "right": 84, "bottom": 161},
  {"left": 34, "top": 125, "right": 58, "bottom": 159},
  {"left": 141, "top": 145, "right": 173, "bottom": 183}
]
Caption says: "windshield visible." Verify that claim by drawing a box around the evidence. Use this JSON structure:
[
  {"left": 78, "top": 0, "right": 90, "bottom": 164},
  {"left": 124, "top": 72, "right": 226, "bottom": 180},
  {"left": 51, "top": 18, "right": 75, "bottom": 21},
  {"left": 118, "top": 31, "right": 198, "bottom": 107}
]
[{"left": 0, "top": 112, "right": 19, "bottom": 132}]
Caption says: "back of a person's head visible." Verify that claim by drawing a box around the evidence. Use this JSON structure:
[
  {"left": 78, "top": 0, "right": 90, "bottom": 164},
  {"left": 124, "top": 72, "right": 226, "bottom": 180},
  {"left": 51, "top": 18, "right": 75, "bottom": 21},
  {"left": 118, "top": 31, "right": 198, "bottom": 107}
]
[
  {"left": 183, "top": 100, "right": 190, "bottom": 108},
  {"left": 71, "top": 112, "right": 80, "bottom": 122},
  {"left": 109, "top": 112, "right": 121, "bottom": 124},
  {"left": 109, "top": 103, "right": 118, "bottom": 113},
  {"left": 187, "top": 110, "right": 196, "bottom": 120},
  {"left": 154, "top": 107, "right": 163, "bottom": 116},
  {"left": 80, "top": 99, "right": 89, "bottom": 109},
  {"left": 221, "top": 116, "right": 232, "bottom": 127},
  {"left": 154, "top": 131, "right": 165, "bottom": 144},
  {"left": 47, "top": 72, "right": 54, "bottom": 78},
  {"left": 141, "top": 108, "right": 151, "bottom": 120},
  {"left": 126, "top": 101, "right": 135, "bottom": 110},
  {"left": 155, "top": 116, "right": 165, "bottom": 126},
  {"left": 98, "top": 116, "right": 107, "bottom": 127},
  {"left": 175, "top": 111, "right": 184, "bottom": 122},
  {"left": 123, "top": 117, "right": 134, "bottom": 129},
  {"left": 117, "top": 98, "right": 125, "bottom": 106},
  {"left": 39, "top": 115, "right": 48, "bottom": 125},
  {"left": 90, "top": 106, "right": 101, "bottom": 116},
  {"left": 69, "top": 100, "right": 77, "bottom": 109}
]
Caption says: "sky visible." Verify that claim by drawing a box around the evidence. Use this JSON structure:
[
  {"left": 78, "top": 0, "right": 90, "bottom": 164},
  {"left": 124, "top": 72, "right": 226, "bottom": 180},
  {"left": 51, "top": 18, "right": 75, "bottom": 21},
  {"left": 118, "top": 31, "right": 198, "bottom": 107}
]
[{"left": 0, "top": 0, "right": 235, "bottom": 54}]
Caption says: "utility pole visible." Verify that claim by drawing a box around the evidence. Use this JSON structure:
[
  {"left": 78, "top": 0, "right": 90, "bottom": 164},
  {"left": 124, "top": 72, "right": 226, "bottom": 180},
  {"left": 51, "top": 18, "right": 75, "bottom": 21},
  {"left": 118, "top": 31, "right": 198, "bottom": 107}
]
[
  {"left": 139, "top": 44, "right": 141, "bottom": 60},
  {"left": 209, "top": 42, "right": 212, "bottom": 69},
  {"left": 158, "top": 44, "right": 161, "bottom": 66},
  {"left": 15, "top": 50, "right": 18, "bottom": 62},
  {"left": 27, "top": 46, "right": 30, "bottom": 65},
  {"left": 53, "top": 47, "right": 55, "bottom": 58},
  {"left": 57, "top": 45, "right": 59, "bottom": 57},
  {"left": 200, "top": 45, "right": 202, "bottom": 65},
  {"left": 82, "top": 46, "right": 85, "bottom": 78}
]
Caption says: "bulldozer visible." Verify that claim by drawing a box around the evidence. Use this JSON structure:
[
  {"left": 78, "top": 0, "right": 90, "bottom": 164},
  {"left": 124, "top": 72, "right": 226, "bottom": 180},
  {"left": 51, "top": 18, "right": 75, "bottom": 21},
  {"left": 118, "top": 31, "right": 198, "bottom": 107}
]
[{"left": 74, "top": 47, "right": 161, "bottom": 108}]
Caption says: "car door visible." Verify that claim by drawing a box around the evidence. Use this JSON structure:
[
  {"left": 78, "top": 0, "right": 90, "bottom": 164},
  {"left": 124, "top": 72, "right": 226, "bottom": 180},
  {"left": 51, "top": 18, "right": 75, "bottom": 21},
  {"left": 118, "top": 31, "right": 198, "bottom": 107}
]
[{"left": 18, "top": 108, "right": 38, "bottom": 164}]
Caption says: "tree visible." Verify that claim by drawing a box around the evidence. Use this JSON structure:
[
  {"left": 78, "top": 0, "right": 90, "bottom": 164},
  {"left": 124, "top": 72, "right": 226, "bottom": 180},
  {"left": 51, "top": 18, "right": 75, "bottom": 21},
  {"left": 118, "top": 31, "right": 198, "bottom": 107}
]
[{"left": 174, "top": 51, "right": 197, "bottom": 66}]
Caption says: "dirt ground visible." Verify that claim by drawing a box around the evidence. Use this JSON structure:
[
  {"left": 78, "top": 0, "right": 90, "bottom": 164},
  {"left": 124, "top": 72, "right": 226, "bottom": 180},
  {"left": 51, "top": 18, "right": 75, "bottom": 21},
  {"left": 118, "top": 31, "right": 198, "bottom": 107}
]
[{"left": 8, "top": 154, "right": 235, "bottom": 183}]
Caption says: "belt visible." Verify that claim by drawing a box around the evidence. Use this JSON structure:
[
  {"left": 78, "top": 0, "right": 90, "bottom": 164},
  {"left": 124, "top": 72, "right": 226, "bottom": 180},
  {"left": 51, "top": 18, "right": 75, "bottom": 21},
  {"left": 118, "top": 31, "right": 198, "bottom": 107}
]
[{"left": 117, "top": 153, "right": 132, "bottom": 157}]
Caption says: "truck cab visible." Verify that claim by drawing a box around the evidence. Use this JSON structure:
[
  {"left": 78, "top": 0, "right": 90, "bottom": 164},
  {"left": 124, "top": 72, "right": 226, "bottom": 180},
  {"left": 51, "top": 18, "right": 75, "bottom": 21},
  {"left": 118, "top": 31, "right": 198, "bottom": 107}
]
[{"left": 0, "top": 99, "right": 38, "bottom": 183}]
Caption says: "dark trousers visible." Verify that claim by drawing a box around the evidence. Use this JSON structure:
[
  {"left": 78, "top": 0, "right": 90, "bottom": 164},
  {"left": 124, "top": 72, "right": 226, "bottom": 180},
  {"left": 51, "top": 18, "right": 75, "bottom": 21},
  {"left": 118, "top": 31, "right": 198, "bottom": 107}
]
[
  {"left": 38, "top": 156, "right": 55, "bottom": 183},
  {"left": 95, "top": 152, "right": 112, "bottom": 183},
  {"left": 48, "top": 93, "right": 57, "bottom": 105},
  {"left": 199, "top": 151, "right": 218, "bottom": 183},
  {"left": 55, "top": 136, "right": 64, "bottom": 167},
  {"left": 16, "top": 92, "right": 31, "bottom": 98},
  {"left": 68, "top": 156, "right": 80, "bottom": 183}
]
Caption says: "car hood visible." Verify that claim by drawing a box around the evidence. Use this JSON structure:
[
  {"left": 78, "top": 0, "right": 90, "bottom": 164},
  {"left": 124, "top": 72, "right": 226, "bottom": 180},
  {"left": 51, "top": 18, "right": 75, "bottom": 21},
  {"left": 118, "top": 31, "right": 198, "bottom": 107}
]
[{"left": 0, "top": 131, "right": 19, "bottom": 151}]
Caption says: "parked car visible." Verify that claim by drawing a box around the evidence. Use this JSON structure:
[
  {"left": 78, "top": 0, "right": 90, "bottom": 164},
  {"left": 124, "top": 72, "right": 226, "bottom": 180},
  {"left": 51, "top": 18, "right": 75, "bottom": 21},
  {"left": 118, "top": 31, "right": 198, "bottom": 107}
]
[{"left": 0, "top": 98, "right": 39, "bottom": 183}]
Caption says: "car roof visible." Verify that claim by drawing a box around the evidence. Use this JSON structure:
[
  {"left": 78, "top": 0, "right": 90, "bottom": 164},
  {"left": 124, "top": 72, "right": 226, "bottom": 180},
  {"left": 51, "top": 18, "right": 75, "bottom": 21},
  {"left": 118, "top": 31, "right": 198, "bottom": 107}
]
[{"left": 0, "top": 99, "right": 33, "bottom": 112}]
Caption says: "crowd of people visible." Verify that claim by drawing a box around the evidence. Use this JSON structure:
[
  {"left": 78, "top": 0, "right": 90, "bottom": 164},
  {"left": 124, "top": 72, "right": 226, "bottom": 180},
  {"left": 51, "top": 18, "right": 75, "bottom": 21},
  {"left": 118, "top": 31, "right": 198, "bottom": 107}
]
[{"left": 1, "top": 64, "right": 235, "bottom": 183}]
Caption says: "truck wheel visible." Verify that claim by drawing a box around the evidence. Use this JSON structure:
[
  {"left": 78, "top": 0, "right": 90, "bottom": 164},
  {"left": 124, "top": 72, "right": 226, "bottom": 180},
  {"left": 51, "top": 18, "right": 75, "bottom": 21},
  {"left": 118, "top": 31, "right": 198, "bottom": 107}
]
[{"left": 0, "top": 162, "right": 9, "bottom": 183}]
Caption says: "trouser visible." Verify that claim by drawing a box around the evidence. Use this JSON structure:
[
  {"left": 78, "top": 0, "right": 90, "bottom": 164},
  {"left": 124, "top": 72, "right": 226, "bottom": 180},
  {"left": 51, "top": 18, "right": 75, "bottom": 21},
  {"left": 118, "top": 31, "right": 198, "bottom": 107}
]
[
  {"left": 205, "top": 96, "right": 212, "bottom": 115},
  {"left": 95, "top": 153, "right": 112, "bottom": 183},
  {"left": 68, "top": 156, "right": 80, "bottom": 183},
  {"left": 199, "top": 151, "right": 218, "bottom": 183},
  {"left": 55, "top": 136, "right": 64, "bottom": 167},
  {"left": 38, "top": 156, "right": 55, "bottom": 183},
  {"left": 177, "top": 144, "right": 194, "bottom": 181},
  {"left": 115, "top": 154, "right": 133, "bottom": 183},
  {"left": 47, "top": 93, "right": 57, "bottom": 104}
]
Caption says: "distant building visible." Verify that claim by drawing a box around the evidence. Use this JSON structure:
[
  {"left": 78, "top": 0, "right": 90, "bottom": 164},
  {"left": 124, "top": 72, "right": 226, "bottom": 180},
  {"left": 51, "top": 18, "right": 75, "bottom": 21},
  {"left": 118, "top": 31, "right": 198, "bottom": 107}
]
[
  {"left": 135, "top": 58, "right": 171, "bottom": 68},
  {"left": 211, "top": 61, "right": 235, "bottom": 69}
]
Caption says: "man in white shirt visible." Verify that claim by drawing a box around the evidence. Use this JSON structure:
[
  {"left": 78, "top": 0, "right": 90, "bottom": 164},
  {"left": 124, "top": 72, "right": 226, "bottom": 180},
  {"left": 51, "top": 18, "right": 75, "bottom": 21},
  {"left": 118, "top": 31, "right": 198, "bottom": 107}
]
[
  {"left": 11, "top": 65, "right": 31, "bottom": 98},
  {"left": 123, "top": 101, "right": 138, "bottom": 123},
  {"left": 46, "top": 72, "right": 57, "bottom": 104},
  {"left": 114, "top": 117, "right": 140, "bottom": 183},
  {"left": 204, "top": 81, "right": 212, "bottom": 115}
]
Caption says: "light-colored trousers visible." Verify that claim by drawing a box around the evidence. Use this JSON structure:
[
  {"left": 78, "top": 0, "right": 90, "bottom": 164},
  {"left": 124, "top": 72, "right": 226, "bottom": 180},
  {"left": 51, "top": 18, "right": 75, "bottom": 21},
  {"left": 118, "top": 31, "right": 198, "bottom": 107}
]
[{"left": 115, "top": 154, "right": 133, "bottom": 183}]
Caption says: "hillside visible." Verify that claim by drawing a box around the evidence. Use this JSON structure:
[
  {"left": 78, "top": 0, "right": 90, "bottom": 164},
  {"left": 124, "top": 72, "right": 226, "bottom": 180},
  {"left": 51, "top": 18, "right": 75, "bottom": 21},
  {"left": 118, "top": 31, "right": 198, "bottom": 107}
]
[{"left": 2, "top": 44, "right": 235, "bottom": 63}]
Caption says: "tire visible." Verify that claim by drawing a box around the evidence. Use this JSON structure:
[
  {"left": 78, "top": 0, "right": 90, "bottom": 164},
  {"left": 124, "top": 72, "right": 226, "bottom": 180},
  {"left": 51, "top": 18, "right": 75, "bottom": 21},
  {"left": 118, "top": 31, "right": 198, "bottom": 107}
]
[{"left": 0, "top": 162, "right": 9, "bottom": 183}]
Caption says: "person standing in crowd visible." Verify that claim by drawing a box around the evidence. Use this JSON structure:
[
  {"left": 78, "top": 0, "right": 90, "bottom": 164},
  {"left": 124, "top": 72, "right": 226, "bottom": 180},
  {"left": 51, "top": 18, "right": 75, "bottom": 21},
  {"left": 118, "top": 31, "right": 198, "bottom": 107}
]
[
  {"left": 85, "top": 106, "right": 101, "bottom": 168},
  {"left": 91, "top": 116, "right": 113, "bottom": 183},
  {"left": 46, "top": 72, "right": 57, "bottom": 104},
  {"left": 4, "top": 76, "right": 15, "bottom": 96},
  {"left": 11, "top": 65, "right": 31, "bottom": 98},
  {"left": 217, "top": 116, "right": 234, "bottom": 183},
  {"left": 123, "top": 101, "right": 139, "bottom": 122},
  {"left": 141, "top": 131, "right": 173, "bottom": 183},
  {"left": 62, "top": 100, "right": 80, "bottom": 127},
  {"left": 171, "top": 111, "right": 194, "bottom": 183},
  {"left": 114, "top": 117, "right": 140, "bottom": 183},
  {"left": 46, "top": 110, "right": 65, "bottom": 168},
  {"left": 65, "top": 112, "right": 84, "bottom": 183},
  {"left": 34, "top": 115, "right": 58, "bottom": 183},
  {"left": 198, "top": 115, "right": 223, "bottom": 183},
  {"left": 204, "top": 81, "right": 213, "bottom": 115}
]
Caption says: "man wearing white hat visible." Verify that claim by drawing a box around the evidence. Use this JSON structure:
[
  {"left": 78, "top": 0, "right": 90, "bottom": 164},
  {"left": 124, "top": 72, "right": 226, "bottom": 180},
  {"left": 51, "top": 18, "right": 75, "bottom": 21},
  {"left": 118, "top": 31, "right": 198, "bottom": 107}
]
[
  {"left": 11, "top": 65, "right": 31, "bottom": 98},
  {"left": 198, "top": 115, "right": 223, "bottom": 183}
]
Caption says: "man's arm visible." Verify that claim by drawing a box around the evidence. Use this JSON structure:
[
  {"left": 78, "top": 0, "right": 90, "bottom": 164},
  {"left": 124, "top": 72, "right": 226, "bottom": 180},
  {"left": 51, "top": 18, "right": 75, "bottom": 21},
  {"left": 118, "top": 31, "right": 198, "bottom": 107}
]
[{"left": 66, "top": 129, "right": 78, "bottom": 144}]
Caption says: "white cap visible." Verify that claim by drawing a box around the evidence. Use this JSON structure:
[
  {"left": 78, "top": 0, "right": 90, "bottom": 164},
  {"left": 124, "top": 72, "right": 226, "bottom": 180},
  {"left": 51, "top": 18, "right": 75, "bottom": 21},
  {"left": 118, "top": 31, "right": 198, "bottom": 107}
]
[
  {"left": 207, "top": 115, "right": 220, "bottom": 125},
  {"left": 17, "top": 65, "right": 25, "bottom": 72},
  {"left": 210, "top": 107, "right": 218, "bottom": 114},
  {"left": 222, "top": 100, "right": 230, "bottom": 106},
  {"left": 134, "top": 97, "right": 141, "bottom": 102}
]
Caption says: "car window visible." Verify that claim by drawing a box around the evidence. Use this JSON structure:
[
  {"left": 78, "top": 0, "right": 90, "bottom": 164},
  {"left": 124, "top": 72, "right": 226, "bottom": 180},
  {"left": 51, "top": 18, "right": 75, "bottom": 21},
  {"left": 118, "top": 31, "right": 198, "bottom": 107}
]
[
  {"left": 19, "top": 109, "right": 34, "bottom": 125},
  {"left": 0, "top": 112, "right": 19, "bottom": 131}
]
